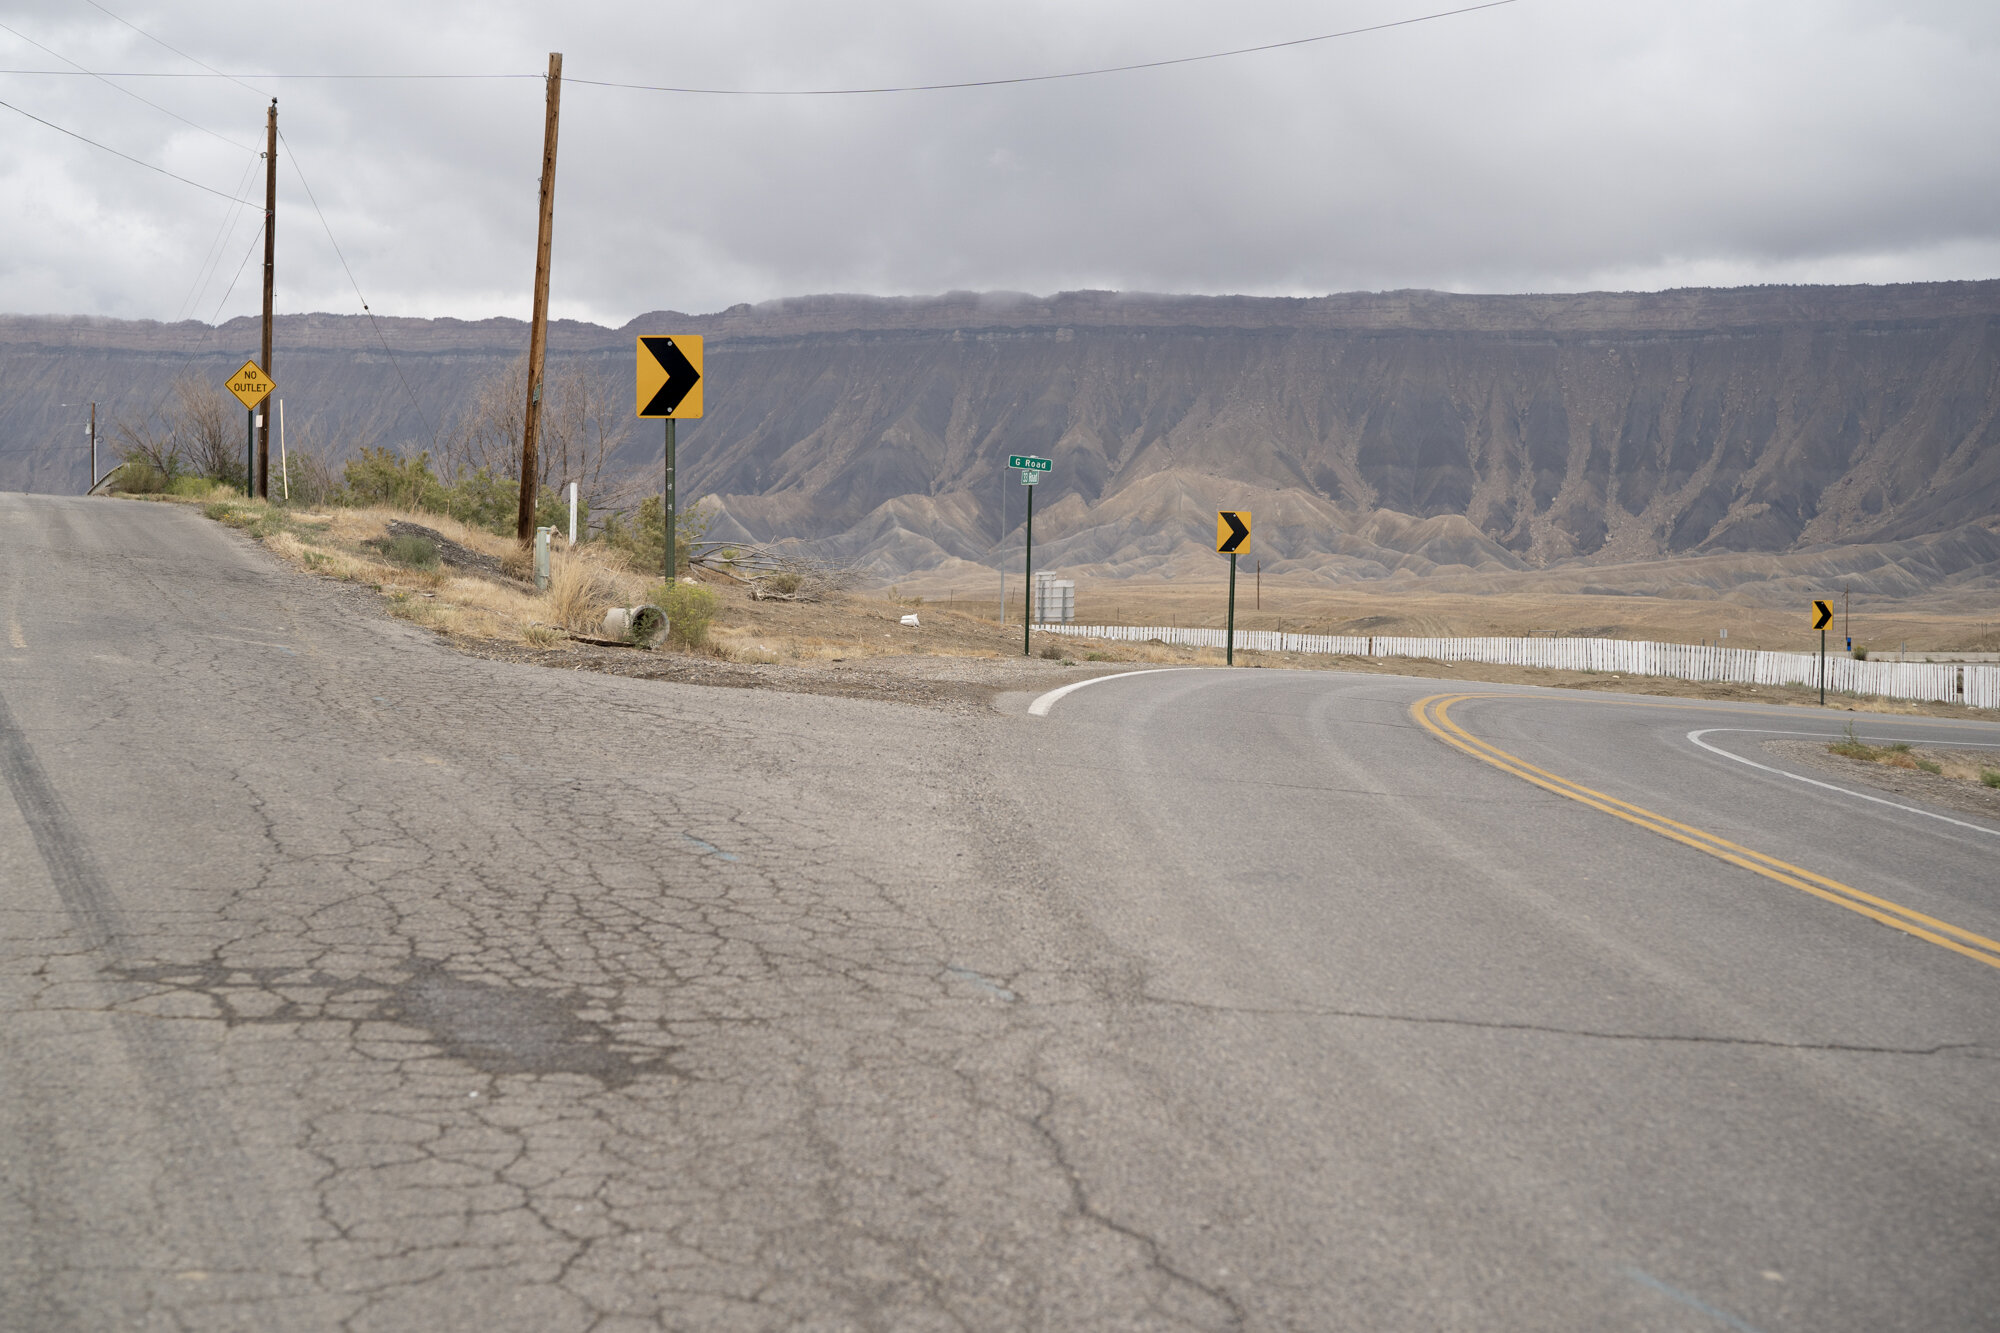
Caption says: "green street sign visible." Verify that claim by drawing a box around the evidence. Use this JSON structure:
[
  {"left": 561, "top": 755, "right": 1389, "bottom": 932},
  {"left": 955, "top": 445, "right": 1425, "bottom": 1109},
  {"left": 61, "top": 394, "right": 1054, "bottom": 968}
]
[{"left": 1008, "top": 455, "right": 1052, "bottom": 472}]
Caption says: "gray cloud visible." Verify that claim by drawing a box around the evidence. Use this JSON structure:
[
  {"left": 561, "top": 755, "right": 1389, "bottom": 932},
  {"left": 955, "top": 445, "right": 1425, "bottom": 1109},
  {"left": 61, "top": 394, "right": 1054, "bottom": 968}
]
[{"left": 2, "top": 0, "right": 1996, "bottom": 324}]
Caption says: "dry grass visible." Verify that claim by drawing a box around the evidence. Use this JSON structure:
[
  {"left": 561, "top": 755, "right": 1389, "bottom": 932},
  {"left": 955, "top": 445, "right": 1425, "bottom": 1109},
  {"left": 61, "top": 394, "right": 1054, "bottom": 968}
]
[
  {"left": 547, "top": 548, "right": 647, "bottom": 634},
  {"left": 165, "top": 494, "right": 666, "bottom": 648},
  {"left": 1826, "top": 727, "right": 2000, "bottom": 785}
]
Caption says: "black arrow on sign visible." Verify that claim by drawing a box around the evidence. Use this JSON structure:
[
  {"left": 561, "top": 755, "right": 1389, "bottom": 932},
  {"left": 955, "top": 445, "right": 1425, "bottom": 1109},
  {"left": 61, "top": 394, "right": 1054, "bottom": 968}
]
[
  {"left": 1812, "top": 600, "right": 1834, "bottom": 630},
  {"left": 1218, "top": 510, "right": 1250, "bottom": 554},
  {"left": 640, "top": 336, "right": 701, "bottom": 416}
]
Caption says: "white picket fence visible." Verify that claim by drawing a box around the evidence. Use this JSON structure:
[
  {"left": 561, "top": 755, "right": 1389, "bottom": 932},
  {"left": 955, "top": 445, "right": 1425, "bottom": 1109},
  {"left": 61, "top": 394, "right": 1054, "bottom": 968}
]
[{"left": 1040, "top": 624, "right": 2000, "bottom": 710}]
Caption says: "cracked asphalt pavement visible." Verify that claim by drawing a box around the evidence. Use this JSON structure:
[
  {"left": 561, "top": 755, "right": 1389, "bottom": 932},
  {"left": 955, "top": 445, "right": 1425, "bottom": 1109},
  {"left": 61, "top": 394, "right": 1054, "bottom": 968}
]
[{"left": 4, "top": 493, "right": 1998, "bottom": 1331}]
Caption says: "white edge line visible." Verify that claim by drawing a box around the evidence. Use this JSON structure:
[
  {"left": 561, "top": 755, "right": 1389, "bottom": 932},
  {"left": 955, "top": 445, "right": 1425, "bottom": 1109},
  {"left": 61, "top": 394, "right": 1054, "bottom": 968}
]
[
  {"left": 1028, "top": 668, "right": 1206, "bottom": 716},
  {"left": 1687, "top": 728, "right": 2000, "bottom": 838}
]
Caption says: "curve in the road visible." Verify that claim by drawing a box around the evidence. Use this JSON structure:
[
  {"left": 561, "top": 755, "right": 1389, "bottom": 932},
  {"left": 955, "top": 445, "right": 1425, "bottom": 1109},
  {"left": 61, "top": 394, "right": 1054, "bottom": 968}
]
[
  {"left": 1686, "top": 727, "right": 2000, "bottom": 838},
  {"left": 1414, "top": 691, "right": 2000, "bottom": 973},
  {"left": 1027, "top": 666, "right": 1204, "bottom": 715}
]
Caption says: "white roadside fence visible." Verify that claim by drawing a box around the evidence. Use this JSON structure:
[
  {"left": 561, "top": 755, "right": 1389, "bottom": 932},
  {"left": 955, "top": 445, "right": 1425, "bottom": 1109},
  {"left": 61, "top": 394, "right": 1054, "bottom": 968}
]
[{"left": 1040, "top": 624, "right": 2000, "bottom": 711}]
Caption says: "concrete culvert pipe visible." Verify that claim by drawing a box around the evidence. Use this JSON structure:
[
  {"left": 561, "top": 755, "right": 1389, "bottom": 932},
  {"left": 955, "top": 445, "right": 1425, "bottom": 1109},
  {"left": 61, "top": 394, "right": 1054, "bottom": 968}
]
[{"left": 602, "top": 605, "right": 668, "bottom": 647}]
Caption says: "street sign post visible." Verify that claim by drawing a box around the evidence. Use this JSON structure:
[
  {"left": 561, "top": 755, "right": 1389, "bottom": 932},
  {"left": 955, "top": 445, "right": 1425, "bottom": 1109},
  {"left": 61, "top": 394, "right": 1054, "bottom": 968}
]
[
  {"left": 1216, "top": 511, "right": 1251, "bottom": 665},
  {"left": 636, "top": 336, "right": 705, "bottom": 581},
  {"left": 1011, "top": 457, "right": 1052, "bottom": 654},
  {"left": 226, "top": 360, "right": 274, "bottom": 498},
  {"left": 1813, "top": 599, "right": 1834, "bottom": 704}
]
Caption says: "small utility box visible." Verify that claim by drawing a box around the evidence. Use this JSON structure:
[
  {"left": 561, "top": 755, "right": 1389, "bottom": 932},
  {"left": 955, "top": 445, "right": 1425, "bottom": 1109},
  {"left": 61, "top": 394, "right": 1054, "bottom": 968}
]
[{"left": 1033, "top": 571, "right": 1075, "bottom": 624}]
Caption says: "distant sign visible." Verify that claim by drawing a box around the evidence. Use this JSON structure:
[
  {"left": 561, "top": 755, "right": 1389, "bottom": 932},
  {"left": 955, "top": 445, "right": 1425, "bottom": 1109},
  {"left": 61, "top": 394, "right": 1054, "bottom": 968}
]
[
  {"left": 225, "top": 359, "right": 274, "bottom": 410},
  {"left": 1216, "top": 509, "right": 1251, "bottom": 554},
  {"left": 1008, "top": 455, "right": 1052, "bottom": 472},
  {"left": 1812, "top": 600, "right": 1834, "bottom": 630},
  {"left": 635, "top": 336, "right": 704, "bottom": 418}
]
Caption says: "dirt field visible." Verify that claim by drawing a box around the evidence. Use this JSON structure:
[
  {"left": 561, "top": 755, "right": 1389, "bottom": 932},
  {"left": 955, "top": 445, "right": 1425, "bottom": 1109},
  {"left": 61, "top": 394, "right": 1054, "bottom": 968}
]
[{"left": 906, "top": 577, "right": 2000, "bottom": 657}]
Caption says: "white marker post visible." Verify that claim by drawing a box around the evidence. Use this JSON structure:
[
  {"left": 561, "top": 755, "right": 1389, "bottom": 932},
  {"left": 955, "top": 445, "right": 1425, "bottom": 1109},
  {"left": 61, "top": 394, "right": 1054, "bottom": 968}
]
[
  {"left": 567, "top": 481, "right": 578, "bottom": 546},
  {"left": 278, "top": 399, "right": 289, "bottom": 501}
]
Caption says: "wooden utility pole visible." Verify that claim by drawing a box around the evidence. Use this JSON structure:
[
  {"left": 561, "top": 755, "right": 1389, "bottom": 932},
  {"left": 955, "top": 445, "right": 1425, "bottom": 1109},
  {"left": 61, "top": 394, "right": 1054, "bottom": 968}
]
[
  {"left": 257, "top": 99, "right": 277, "bottom": 498},
  {"left": 517, "top": 52, "right": 563, "bottom": 542}
]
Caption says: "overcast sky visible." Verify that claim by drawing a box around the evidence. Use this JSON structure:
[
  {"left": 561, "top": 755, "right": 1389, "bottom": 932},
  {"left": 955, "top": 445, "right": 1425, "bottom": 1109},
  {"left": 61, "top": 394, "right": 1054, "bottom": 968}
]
[{"left": 3, "top": 0, "right": 1997, "bottom": 326}]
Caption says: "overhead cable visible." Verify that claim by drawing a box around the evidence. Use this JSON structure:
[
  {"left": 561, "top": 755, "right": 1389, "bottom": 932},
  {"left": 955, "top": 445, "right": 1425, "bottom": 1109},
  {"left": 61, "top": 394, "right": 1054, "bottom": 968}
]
[
  {"left": 78, "top": 0, "right": 269, "bottom": 97},
  {"left": 11, "top": 1, "right": 1519, "bottom": 95},
  {"left": 279, "top": 126, "right": 437, "bottom": 447},
  {"left": 0, "top": 96, "right": 255, "bottom": 201},
  {"left": 0, "top": 16, "right": 254, "bottom": 150}
]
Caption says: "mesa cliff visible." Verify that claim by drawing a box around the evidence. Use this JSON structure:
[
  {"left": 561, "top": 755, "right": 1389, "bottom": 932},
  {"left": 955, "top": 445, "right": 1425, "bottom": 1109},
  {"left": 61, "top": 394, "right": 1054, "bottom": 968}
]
[{"left": 4, "top": 282, "right": 1997, "bottom": 591}]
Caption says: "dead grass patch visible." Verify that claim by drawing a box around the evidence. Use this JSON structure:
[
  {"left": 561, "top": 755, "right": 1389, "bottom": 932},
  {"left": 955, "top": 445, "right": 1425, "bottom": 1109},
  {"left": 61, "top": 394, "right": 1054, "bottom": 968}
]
[{"left": 548, "top": 548, "right": 645, "bottom": 634}]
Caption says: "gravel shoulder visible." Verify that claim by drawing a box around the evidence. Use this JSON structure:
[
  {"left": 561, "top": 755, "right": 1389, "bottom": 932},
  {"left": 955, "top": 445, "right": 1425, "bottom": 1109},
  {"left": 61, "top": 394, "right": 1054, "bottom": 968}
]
[
  {"left": 1765, "top": 737, "right": 2000, "bottom": 823},
  {"left": 458, "top": 638, "right": 1132, "bottom": 713}
]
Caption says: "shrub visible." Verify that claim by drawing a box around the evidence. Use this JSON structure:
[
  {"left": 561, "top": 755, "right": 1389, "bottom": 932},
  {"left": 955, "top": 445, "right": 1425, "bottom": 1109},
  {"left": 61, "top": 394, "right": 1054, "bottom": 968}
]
[
  {"left": 167, "top": 473, "right": 220, "bottom": 498},
  {"left": 604, "top": 496, "right": 713, "bottom": 576},
  {"left": 342, "top": 447, "right": 443, "bottom": 511},
  {"left": 1916, "top": 759, "right": 1942, "bottom": 775},
  {"left": 436, "top": 467, "right": 518, "bottom": 532},
  {"left": 1852, "top": 646, "right": 1869, "bottom": 660},
  {"left": 115, "top": 460, "right": 169, "bottom": 493},
  {"left": 1828, "top": 723, "right": 1876, "bottom": 761},
  {"left": 382, "top": 534, "right": 440, "bottom": 569},
  {"left": 1981, "top": 770, "right": 2000, "bottom": 789},
  {"left": 648, "top": 581, "right": 718, "bottom": 648}
]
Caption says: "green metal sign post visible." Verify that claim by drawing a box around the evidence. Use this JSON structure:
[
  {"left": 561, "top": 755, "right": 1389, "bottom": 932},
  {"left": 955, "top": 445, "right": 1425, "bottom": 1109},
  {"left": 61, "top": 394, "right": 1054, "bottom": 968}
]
[
  {"left": 1012, "top": 456, "right": 1051, "bottom": 655},
  {"left": 1226, "top": 552, "right": 1238, "bottom": 666}
]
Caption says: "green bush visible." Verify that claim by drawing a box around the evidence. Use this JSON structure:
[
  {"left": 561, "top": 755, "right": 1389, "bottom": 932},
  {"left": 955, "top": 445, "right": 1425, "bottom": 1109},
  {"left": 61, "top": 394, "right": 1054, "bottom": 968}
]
[
  {"left": 1852, "top": 646, "right": 1869, "bottom": 660},
  {"left": 1981, "top": 770, "right": 2000, "bottom": 789},
  {"left": 605, "top": 496, "right": 713, "bottom": 576},
  {"left": 115, "top": 460, "right": 169, "bottom": 493},
  {"left": 437, "top": 467, "right": 519, "bottom": 533},
  {"left": 167, "top": 473, "right": 218, "bottom": 498},
  {"left": 381, "top": 534, "right": 440, "bottom": 568},
  {"left": 1916, "top": 758, "right": 1943, "bottom": 775},
  {"left": 342, "top": 447, "right": 443, "bottom": 511},
  {"left": 648, "top": 581, "right": 717, "bottom": 649}
]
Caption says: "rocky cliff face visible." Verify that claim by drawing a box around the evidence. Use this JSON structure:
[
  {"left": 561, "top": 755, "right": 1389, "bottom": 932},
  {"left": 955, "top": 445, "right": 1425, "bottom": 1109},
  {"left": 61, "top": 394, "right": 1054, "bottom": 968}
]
[{"left": 5, "top": 283, "right": 1997, "bottom": 585}]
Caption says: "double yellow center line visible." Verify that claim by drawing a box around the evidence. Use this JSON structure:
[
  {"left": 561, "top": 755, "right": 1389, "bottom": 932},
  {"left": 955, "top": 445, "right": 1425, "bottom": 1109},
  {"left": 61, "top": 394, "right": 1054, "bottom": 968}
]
[{"left": 1412, "top": 692, "right": 2000, "bottom": 973}]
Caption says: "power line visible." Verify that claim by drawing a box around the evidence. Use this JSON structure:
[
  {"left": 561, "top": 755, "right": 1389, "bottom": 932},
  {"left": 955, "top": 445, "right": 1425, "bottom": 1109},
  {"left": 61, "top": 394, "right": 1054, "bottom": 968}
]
[
  {"left": 279, "top": 126, "right": 437, "bottom": 448},
  {"left": 0, "top": 70, "right": 537, "bottom": 80},
  {"left": 9, "top": 1, "right": 1519, "bottom": 95},
  {"left": 172, "top": 152, "right": 262, "bottom": 323},
  {"left": 131, "top": 221, "right": 268, "bottom": 434},
  {"left": 73, "top": 1, "right": 436, "bottom": 452},
  {"left": 0, "top": 95, "right": 256, "bottom": 201},
  {"left": 0, "top": 17, "right": 254, "bottom": 151},
  {"left": 559, "top": 2, "right": 1523, "bottom": 95},
  {"left": 78, "top": 0, "right": 268, "bottom": 98}
]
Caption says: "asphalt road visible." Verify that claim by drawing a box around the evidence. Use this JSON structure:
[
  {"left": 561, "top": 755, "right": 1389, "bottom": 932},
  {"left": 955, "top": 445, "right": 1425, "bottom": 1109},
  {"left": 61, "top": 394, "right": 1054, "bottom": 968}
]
[{"left": 3, "top": 492, "right": 1997, "bottom": 1332}]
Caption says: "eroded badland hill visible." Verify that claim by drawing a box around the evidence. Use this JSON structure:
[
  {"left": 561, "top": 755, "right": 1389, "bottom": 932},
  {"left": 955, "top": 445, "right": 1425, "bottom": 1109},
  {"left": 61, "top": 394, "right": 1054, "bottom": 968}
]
[{"left": 6, "top": 283, "right": 1998, "bottom": 599}]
